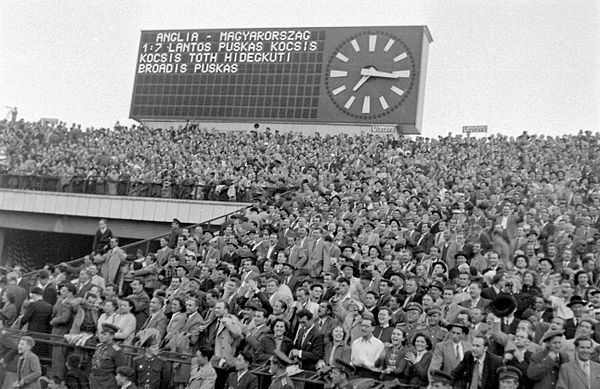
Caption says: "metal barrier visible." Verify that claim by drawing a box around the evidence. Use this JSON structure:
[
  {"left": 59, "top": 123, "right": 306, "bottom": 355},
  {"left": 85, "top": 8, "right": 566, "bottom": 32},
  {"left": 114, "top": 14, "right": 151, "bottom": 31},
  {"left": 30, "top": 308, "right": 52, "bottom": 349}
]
[
  {"left": 4, "top": 328, "right": 326, "bottom": 387},
  {"left": 20, "top": 186, "right": 298, "bottom": 282},
  {"left": 0, "top": 173, "right": 290, "bottom": 203}
]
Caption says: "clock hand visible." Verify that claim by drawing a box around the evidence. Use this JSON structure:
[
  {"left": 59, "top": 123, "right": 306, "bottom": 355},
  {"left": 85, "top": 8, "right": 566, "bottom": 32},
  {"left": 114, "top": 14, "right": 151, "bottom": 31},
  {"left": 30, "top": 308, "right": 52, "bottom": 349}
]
[
  {"left": 352, "top": 75, "right": 370, "bottom": 91},
  {"left": 360, "top": 68, "right": 402, "bottom": 79}
]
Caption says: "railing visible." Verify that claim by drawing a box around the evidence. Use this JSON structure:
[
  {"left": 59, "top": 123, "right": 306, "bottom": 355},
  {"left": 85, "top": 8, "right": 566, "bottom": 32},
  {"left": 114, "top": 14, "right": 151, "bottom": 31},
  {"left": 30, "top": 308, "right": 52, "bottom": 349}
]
[
  {"left": 20, "top": 186, "right": 298, "bottom": 280},
  {"left": 0, "top": 173, "right": 291, "bottom": 203},
  {"left": 20, "top": 204, "right": 250, "bottom": 281},
  {"left": 5, "top": 328, "right": 327, "bottom": 388}
]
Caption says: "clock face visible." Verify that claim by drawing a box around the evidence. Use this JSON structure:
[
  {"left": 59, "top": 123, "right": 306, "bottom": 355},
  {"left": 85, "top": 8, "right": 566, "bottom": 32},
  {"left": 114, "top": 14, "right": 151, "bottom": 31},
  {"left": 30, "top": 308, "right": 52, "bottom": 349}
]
[{"left": 326, "top": 31, "right": 417, "bottom": 120}]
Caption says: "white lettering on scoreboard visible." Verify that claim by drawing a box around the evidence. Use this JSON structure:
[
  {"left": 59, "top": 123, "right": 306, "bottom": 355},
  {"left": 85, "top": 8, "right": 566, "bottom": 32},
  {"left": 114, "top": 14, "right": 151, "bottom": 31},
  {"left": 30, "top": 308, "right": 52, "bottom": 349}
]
[
  {"left": 372, "top": 125, "right": 397, "bottom": 133},
  {"left": 137, "top": 29, "right": 321, "bottom": 74},
  {"left": 462, "top": 125, "right": 488, "bottom": 133}
]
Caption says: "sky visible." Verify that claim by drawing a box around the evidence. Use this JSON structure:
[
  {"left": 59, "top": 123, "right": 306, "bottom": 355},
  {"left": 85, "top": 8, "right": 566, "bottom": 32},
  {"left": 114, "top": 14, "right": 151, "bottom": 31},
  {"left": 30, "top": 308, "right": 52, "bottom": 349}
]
[{"left": 1, "top": 0, "right": 598, "bottom": 137}]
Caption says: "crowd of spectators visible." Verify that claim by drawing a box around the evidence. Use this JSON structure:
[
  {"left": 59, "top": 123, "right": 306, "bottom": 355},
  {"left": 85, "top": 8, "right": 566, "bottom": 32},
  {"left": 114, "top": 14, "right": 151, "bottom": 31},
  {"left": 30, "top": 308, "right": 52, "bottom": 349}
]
[{"left": 0, "top": 121, "right": 600, "bottom": 389}]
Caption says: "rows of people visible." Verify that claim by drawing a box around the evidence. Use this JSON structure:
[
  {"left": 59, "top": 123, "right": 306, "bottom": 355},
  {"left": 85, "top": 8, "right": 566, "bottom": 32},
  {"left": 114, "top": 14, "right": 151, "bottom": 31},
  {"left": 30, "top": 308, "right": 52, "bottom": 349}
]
[{"left": 0, "top": 126, "right": 599, "bottom": 389}]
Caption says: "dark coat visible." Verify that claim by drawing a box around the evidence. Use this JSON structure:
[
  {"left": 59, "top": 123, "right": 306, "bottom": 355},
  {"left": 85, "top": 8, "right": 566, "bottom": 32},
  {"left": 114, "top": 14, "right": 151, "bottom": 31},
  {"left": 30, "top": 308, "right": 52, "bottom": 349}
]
[
  {"left": 254, "top": 333, "right": 293, "bottom": 364},
  {"left": 225, "top": 370, "right": 259, "bottom": 389},
  {"left": 293, "top": 325, "right": 325, "bottom": 371},
  {"left": 92, "top": 228, "right": 113, "bottom": 254},
  {"left": 451, "top": 351, "right": 503, "bottom": 389},
  {"left": 21, "top": 299, "right": 53, "bottom": 333}
]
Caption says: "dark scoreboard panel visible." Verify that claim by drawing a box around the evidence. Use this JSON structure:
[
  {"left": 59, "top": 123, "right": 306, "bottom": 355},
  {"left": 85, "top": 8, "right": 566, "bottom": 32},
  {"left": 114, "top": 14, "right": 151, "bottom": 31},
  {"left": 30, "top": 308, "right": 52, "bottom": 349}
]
[{"left": 130, "top": 26, "right": 432, "bottom": 133}]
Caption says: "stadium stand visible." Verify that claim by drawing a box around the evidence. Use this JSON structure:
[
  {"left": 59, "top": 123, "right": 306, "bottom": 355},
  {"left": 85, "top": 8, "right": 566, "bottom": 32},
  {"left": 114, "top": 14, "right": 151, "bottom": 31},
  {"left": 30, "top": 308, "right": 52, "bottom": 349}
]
[{"left": 1, "top": 116, "right": 600, "bottom": 389}]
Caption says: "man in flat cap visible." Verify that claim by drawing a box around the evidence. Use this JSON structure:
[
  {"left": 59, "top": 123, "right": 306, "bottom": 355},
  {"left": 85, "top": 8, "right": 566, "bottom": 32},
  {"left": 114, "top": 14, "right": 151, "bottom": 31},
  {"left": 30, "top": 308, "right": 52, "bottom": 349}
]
[
  {"left": 527, "top": 329, "right": 568, "bottom": 389},
  {"left": 268, "top": 350, "right": 294, "bottom": 389},
  {"left": 497, "top": 365, "right": 521, "bottom": 389},
  {"left": 89, "top": 323, "right": 127, "bottom": 389}
]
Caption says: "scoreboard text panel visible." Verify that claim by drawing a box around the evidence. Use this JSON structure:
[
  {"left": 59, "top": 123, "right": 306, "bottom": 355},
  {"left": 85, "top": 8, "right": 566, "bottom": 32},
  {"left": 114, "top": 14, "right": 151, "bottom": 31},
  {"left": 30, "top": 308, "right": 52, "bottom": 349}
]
[{"left": 129, "top": 26, "right": 431, "bottom": 133}]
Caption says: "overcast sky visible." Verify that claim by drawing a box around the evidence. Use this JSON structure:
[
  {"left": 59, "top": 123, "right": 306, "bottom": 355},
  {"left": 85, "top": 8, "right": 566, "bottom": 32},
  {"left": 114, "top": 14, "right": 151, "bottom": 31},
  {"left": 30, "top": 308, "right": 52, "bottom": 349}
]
[{"left": 1, "top": 0, "right": 598, "bottom": 137}]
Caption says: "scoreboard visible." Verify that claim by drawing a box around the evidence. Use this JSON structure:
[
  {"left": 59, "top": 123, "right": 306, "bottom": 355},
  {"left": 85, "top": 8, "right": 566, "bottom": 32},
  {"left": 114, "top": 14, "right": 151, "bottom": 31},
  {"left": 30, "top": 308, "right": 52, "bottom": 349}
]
[{"left": 129, "top": 26, "right": 432, "bottom": 134}]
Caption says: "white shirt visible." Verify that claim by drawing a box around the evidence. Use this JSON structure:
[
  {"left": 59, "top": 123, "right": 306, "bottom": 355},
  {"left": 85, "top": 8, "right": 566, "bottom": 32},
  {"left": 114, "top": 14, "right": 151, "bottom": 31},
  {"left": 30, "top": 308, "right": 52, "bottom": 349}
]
[{"left": 351, "top": 336, "right": 384, "bottom": 370}]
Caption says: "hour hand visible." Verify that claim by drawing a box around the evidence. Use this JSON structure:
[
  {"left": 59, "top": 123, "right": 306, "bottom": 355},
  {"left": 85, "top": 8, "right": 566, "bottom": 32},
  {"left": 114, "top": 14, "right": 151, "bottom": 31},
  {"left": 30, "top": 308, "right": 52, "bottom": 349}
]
[{"left": 352, "top": 75, "right": 370, "bottom": 91}]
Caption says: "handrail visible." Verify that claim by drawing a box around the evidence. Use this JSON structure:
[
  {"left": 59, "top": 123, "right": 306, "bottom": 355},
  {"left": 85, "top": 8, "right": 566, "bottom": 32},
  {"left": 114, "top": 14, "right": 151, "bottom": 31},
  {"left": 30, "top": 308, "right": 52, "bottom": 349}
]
[
  {"left": 21, "top": 205, "right": 250, "bottom": 279},
  {"left": 0, "top": 173, "right": 289, "bottom": 203},
  {"left": 5, "top": 328, "right": 327, "bottom": 385},
  {"left": 20, "top": 186, "right": 298, "bottom": 279}
]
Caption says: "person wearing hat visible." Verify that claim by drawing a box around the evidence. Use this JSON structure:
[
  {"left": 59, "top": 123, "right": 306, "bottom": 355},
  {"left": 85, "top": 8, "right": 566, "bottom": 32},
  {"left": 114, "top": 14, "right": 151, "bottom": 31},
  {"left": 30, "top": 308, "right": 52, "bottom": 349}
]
[
  {"left": 527, "top": 329, "right": 568, "bottom": 389},
  {"left": 425, "top": 307, "right": 449, "bottom": 346},
  {"left": 430, "top": 369, "right": 454, "bottom": 389},
  {"left": 115, "top": 366, "right": 137, "bottom": 389},
  {"left": 429, "top": 322, "right": 472, "bottom": 380},
  {"left": 556, "top": 336, "right": 600, "bottom": 389},
  {"left": 49, "top": 282, "right": 78, "bottom": 380},
  {"left": 326, "top": 358, "right": 355, "bottom": 389},
  {"left": 564, "top": 295, "right": 588, "bottom": 339},
  {"left": 496, "top": 365, "right": 521, "bottom": 389},
  {"left": 132, "top": 336, "right": 169, "bottom": 389},
  {"left": 268, "top": 350, "right": 294, "bottom": 389},
  {"left": 398, "top": 302, "right": 429, "bottom": 344},
  {"left": 89, "top": 323, "right": 127, "bottom": 389}
]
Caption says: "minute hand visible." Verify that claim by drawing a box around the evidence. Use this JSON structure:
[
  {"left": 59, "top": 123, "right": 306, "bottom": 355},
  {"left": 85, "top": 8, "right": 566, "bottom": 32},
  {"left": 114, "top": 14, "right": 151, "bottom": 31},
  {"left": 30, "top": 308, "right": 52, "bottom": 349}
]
[{"left": 360, "top": 68, "right": 405, "bottom": 79}]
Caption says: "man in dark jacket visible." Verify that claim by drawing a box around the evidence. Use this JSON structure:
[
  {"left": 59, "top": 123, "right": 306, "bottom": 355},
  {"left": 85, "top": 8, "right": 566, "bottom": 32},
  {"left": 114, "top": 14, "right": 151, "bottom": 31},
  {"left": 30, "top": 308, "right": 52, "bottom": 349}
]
[
  {"left": 0, "top": 320, "right": 19, "bottom": 388},
  {"left": 452, "top": 334, "right": 503, "bottom": 389},
  {"left": 92, "top": 219, "right": 113, "bottom": 255},
  {"left": 20, "top": 287, "right": 53, "bottom": 356}
]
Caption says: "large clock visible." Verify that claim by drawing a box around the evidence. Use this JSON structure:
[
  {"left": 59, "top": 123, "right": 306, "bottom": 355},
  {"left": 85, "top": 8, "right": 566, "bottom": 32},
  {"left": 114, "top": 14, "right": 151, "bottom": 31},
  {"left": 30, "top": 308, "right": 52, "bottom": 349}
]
[{"left": 325, "top": 31, "right": 417, "bottom": 120}]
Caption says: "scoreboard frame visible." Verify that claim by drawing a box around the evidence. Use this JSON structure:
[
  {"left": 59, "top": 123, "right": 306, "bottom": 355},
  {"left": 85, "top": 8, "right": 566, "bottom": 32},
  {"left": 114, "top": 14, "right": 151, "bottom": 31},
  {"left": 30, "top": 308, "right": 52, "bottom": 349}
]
[{"left": 129, "top": 26, "right": 432, "bottom": 134}]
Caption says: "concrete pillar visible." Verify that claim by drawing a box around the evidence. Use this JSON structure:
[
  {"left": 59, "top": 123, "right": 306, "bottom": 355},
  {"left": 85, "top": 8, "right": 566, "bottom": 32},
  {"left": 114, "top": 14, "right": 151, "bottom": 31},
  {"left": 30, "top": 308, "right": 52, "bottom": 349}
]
[{"left": 0, "top": 228, "right": 5, "bottom": 266}]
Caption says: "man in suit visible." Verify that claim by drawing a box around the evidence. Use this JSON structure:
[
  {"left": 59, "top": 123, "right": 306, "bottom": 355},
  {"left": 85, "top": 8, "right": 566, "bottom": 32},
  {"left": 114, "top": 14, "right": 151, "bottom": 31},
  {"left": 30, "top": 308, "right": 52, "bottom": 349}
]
[
  {"left": 280, "top": 263, "right": 300, "bottom": 293},
  {"left": 429, "top": 322, "right": 472, "bottom": 379},
  {"left": 315, "top": 302, "right": 337, "bottom": 341},
  {"left": 452, "top": 334, "right": 502, "bottom": 389},
  {"left": 155, "top": 237, "right": 173, "bottom": 267},
  {"left": 286, "top": 235, "right": 308, "bottom": 272},
  {"left": 290, "top": 309, "right": 325, "bottom": 371},
  {"left": 226, "top": 351, "right": 258, "bottom": 389},
  {"left": 481, "top": 273, "right": 504, "bottom": 301},
  {"left": 495, "top": 204, "right": 522, "bottom": 244},
  {"left": 308, "top": 228, "right": 331, "bottom": 277},
  {"left": 127, "top": 279, "right": 150, "bottom": 332},
  {"left": 416, "top": 223, "right": 436, "bottom": 253},
  {"left": 459, "top": 281, "right": 491, "bottom": 310},
  {"left": 138, "top": 296, "right": 168, "bottom": 342},
  {"left": 15, "top": 336, "right": 42, "bottom": 389},
  {"left": 76, "top": 269, "right": 95, "bottom": 298},
  {"left": 556, "top": 336, "right": 600, "bottom": 389},
  {"left": 527, "top": 330, "right": 569, "bottom": 389},
  {"left": 92, "top": 218, "right": 113, "bottom": 255},
  {"left": 212, "top": 300, "right": 243, "bottom": 368}
]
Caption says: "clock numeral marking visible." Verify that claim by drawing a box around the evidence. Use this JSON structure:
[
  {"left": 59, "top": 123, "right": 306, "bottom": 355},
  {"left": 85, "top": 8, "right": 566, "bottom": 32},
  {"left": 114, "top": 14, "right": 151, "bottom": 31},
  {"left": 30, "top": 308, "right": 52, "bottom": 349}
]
[
  {"left": 369, "top": 35, "right": 377, "bottom": 52},
  {"left": 362, "top": 96, "right": 371, "bottom": 114},
  {"left": 379, "top": 96, "right": 389, "bottom": 110},
  {"left": 392, "top": 70, "right": 411, "bottom": 78},
  {"left": 383, "top": 39, "right": 395, "bottom": 52},
  {"left": 351, "top": 39, "right": 360, "bottom": 52},
  {"left": 330, "top": 70, "right": 348, "bottom": 78},
  {"left": 335, "top": 53, "right": 349, "bottom": 62},
  {"left": 391, "top": 86, "right": 405, "bottom": 96},
  {"left": 332, "top": 85, "right": 346, "bottom": 95},
  {"left": 393, "top": 52, "right": 407, "bottom": 62},
  {"left": 344, "top": 96, "right": 356, "bottom": 109}
]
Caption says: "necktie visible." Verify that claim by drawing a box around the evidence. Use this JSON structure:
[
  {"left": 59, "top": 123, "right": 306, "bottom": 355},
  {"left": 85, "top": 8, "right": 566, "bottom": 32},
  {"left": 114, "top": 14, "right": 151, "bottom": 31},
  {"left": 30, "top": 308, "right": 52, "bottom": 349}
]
[
  {"left": 583, "top": 361, "right": 590, "bottom": 387},
  {"left": 294, "top": 328, "right": 304, "bottom": 347},
  {"left": 470, "top": 359, "right": 480, "bottom": 389},
  {"left": 455, "top": 344, "right": 460, "bottom": 360}
]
